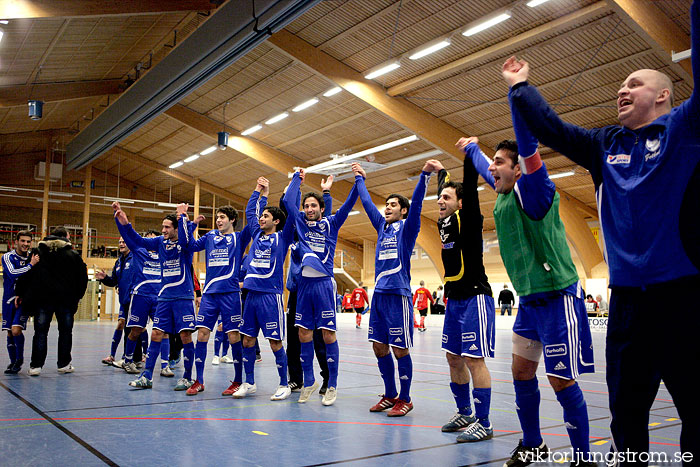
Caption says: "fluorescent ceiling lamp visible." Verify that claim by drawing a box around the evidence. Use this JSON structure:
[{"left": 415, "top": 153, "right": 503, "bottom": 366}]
[
  {"left": 292, "top": 98, "right": 319, "bottom": 112},
  {"left": 409, "top": 40, "right": 451, "bottom": 60},
  {"left": 265, "top": 112, "right": 289, "bottom": 125},
  {"left": 477, "top": 186, "right": 485, "bottom": 191},
  {"left": 241, "top": 124, "right": 263, "bottom": 136},
  {"left": 200, "top": 145, "right": 217, "bottom": 155},
  {"left": 0, "top": 20, "right": 8, "bottom": 24},
  {"left": 0, "top": 186, "right": 18, "bottom": 192},
  {"left": 0, "top": 30, "right": 3, "bottom": 43},
  {"left": 364, "top": 62, "right": 400, "bottom": 80},
  {"left": 48, "top": 191, "right": 74, "bottom": 197},
  {"left": 306, "top": 135, "right": 419, "bottom": 173},
  {"left": 35, "top": 198, "right": 61, "bottom": 203},
  {"left": 526, "top": 0, "right": 551, "bottom": 6},
  {"left": 549, "top": 171, "right": 575, "bottom": 179},
  {"left": 106, "top": 198, "right": 134, "bottom": 204},
  {"left": 672, "top": 49, "right": 691, "bottom": 63},
  {"left": 184, "top": 154, "right": 200, "bottom": 163},
  {"left": 463, "top": 12, "right": 511, "bottom": 36},
  {"left": 323, "top": 87, "right": 342, "bottom": 97},
  {"left": 169, "top": 161, "right": 184, "bottom": 169},
  {"left": 424, "top": 194, "right": 438, "bottom": 201},
  {"left": 348, "top": 210, "right": 360, "bottom": 216},
  {"left": 141, "top": 208, "right": 169, "bottom": 213},
  {"left": 157, "top": 202, "right": 178, "bottom": 208}
]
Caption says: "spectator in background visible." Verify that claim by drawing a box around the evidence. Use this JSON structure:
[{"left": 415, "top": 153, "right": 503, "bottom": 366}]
[
  {"left": 596, "top": 294, "right": 608, "bottom": 316},
  {"left": 412, "top": 280, "right": 434, "bottom": 332},
  {"left": 15, "top": 227, "right": 88, "bottom": 376},
  {"left": 498, "top": 285, "right": 515, "bottom": 316},
  {"left": 352, "top": 283, "right": 369, "bottom": 329},
  {"left": 342, "top": 289, "right": 354, "bottom": 314},
  {"left": 433, "top": 285, "right": 445, "bottom": 315}
]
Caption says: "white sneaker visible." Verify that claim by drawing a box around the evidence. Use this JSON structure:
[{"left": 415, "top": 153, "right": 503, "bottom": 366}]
[
  {"left": 321, "top": 387, "right": 337, "bottom": 406},
  {"left": 271, "top": 385, "right": 292, "bottom": 401},
  {"left": 111, "top": 359, "right": 125, "bottom": 369},
  {"left": 298, "top": 381, "right": 320, "bottom": 403},
  {"left": 233, "top": 382, "right": 257, "bottom": 399},
  {"left": 57, "top": 364, "right": 74, "bottom": 374},
  {"left": 220, "top": 355, "right": 233, "bottom": 364},
  {"left": 212, "top": 356, "right": 220, "bottom": 366},
  {"left": 160, "top": 366, "right": 175, "bottom": 377},
  {"left": 28, "top": 367, "right": 41, "bottom": 376}
]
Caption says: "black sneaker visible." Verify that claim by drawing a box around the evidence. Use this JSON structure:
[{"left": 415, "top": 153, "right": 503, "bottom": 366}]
[
  {"left": 289, "top": 381, "right": 303, "bottom": 392},
  {"left": 4, "top": 360, "right": 22, "bottom": 374},
  {"left": 319, "top": 380, "right": 329, "bottom": 395},
  {"left": 503, "top": 440, "right": 549, "bottom": 467}
]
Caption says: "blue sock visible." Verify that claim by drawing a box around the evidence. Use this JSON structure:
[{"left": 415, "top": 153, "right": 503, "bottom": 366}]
[
  {"left": 377, "top": 353, "right": 398, "bottom": 398},
  {"left": 140, "top": 332, "right": 149, "bottom": 357},
  {"left": 273, "top": 347, "right": 288, "bottom": 386},
  {"left": 124, "top": 338, "right": 138, "bottom": 363},
  {"left": 14, "top": 334, "right": 24, "bottom": 363},
  {"left": 473, "top": 387, "right": 492, "bottom": 427},
  {"left": 160, "top": 338, "right": 170, "bottom": 369},
  {"left": 142, "top": 340, "right": 162, "bottom": 380},
  {"left": 110, "top": 329, "right": 123, "bottom": 357},
  {"left": 214, "top": 330, "right": 223, "bottom": 356},
  {"left": 556, "top": 382, "right": 590, "bottom": 455},
  {"left": 300, "top": 341, "right": 315, "bottom": 387},
  {"left": 222, "top": 338, "right": 230, "bottom": 357},
  {"left": 194, "top": 341, "right": 207, "bottom": 383},
  {"left": 243, "top": 346, "right": 256, "bottom": 385},
  {"left": 326, "top": 341, "right": 339, "bottom": 388},
  {"left": 396, "top": 354, "right": 412, "bottom": 402},
  {"left": 450, "top": 382, "right": 473, "bottom": 415},
  {"left": 230, "top": 339, "right": 243, "bottom": 383},
  {"left": 6, "top": 335, "right": 16, "bottom": 364},
  {"left": 514, "top": 378, "right": 542, "bottom": 448},
  {"left": 182, "top": 341, "right": 195, "bottom": 381}
]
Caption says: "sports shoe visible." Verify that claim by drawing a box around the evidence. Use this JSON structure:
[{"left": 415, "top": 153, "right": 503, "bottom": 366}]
[
  {"left": 57, "top": 364, "right": 74, "bottom": 374},
  {"left": 222, "top": 381, "right": 241, "bottom": 396},
  {"left": 503, "top": 440, "right": 549, "bottom": 467},
  {"left": 111, "top": 359, "right": 125, "bottom": 369},
  {"left": 27, "top": 367, "right": 41, "bottom": 376},
  {"left": 256, "top": 353, "right": 262, "bottom": 363},
  {"left": 4, "top": 360, "right": 22, "bottom": 375},
  {"left": 123, "top": 362, "right": 140, "bottom": 374},
  {"left": 456, "top": 421, "right": 493, "bottom": 442},
  {"left": 212, "top": 356, "right": 220, "bottom": 365},
  {"left": 160, "top": 366, "right": 175, "bottom": 377},
  {"left": 174, "top": 378, "right": 194, "bottom": 391},
  {"left": 319, "top": 380, "right": 328, "bottom": 395},
  {"left": 288, "top": 381, "right": 303, "bottom": 392},
  {"left": 186, "top": 380, "right": 204, "bottom": 396},
  {"left": 135, "top": 361, "right": 144, "bottom": 369},
  {"left": 387, "top": 399, "right": 413, "bottom": 417},
  {"left": 356, "top": 325, "right": 361, "bottom": 329},
  {"left": 297, "top": 381, "right": 319, "bottom": 403},
  {"left": 129, "top": 375, "right": 153, "bottom": 389},
  {"left": 271, "top": 385, "right": 292, "bottom": 401},
  {"left": 441, "top": 412, "right": 476, "bottom": 432},
  {"left": 169, "top": 355, "right": 181, "bottom": 368},
  {"left": 369, "top": 395, "right": 398, "bottom": 412},
  {"left": 101, "top": 356, "right": 115, "bottom": 365},
  {"left": 321, "top": 386, "right": 337, "bottom": 406},
  {"left": 220, "top": 355, "right": 233, "bottom": 364},
  {"left": 233, "top": 382, "right": 257, "bottom": 398}
]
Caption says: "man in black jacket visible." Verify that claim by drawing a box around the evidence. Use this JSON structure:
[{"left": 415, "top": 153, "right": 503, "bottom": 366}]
[
  {"left": 15, "top": 227, "right": 88, "bottom": 376},
  {"left": 497, "top": 285, "right": 515, "bottom": 316}
]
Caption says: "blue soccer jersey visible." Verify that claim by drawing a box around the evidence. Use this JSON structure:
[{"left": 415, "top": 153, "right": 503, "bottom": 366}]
[
  {"left": 128, "top": 247, "right": 161, "bottom": 297},
  {"left": 2, "top": 250, "right": 33, "bottom": 304},
  {"left": 356, "top": 172, "right": 430, "bottom": 297},
  {"left": 99, "top": 252, "right": 135, "bottom": 305}
]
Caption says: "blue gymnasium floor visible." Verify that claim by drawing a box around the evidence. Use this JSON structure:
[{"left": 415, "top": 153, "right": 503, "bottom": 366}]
[{"left": 0, "top": 314, "right": 682, "bottom": 466}]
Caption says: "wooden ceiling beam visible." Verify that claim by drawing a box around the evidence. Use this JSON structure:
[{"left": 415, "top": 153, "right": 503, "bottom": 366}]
[
  {"left": 0, "top": 80, "right": 123, "bottom": 108},
  {"left": 0, "top": 1, "right": 217, "bottom": 19}
]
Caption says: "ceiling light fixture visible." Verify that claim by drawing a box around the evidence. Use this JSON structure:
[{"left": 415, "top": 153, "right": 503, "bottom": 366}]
[
  {"left": 409, "top": 40, "right": 451, "bottom": 60},
  {"left": 184, "top": 154, "right": 200, "bottom": 163},
  {"left": 305, "top": 135, "right": 419, "bottom": 174},
  {"left": 241, "top": 124, "right": 263, "bottom": 136},
  {"left": 424, "top": 194, "right": 438, "bottom": 201},
  {"left": 323, "top": 87, "right": 342, "bottom": 97},
  {"left": 549, "top": 171, "right": 575, "bottom": 179},
  {"left": 526, "top": 0, "right": 551, "bottom": 6},
  {"left": 169, "top": 161, "right": 184, "bottom": 169},
  {"left": 463, "top": 12, "right": 511, "bottom": 36},
  {"left": 265, "top": 112, "right": 289, "bottom": 125},
  {"left": 364, "top": 61, "right": 400, "bottom": 80},
  {"left": 348, "top": 210, "right": 360, "bottom": 216},
  {"left": 292, "top": 98, "right": 319, "bottom": 112},
  {"left": 200, "top": 145, "right": 217, "bottom": 155}
]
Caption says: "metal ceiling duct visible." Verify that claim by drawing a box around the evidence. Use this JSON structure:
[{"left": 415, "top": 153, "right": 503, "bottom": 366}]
[{"left": 67, "top": 0, "right": 318, "bottom": 170}]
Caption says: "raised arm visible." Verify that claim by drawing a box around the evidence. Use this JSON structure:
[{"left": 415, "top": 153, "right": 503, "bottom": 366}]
[
  {"left": 321, "top": 175, "right": 334, "bottom": 217},
  {"left": 351, "top": 163, "right": 384, "bottom": 232},
  {"left": 684, "top": 0, "right": 700, "bottom": 119},
  {"left": 403, "top": 161, "right": 433, "bottom": 240},
  {"left": 330, "top": 180, "right": 359, "bottom": 228},
  {"left": 455, "top": 138, "right": 495, "bottom": 190},
  {"left": 247, "top": 177, "right": 268, "bottom": 238},
  {"left": 283, "top": 171, "right": 303, "bottom": 220}
]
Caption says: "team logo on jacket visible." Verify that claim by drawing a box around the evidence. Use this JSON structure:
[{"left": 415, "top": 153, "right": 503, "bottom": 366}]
[
  {"left": 606, "top": 154, "right": 630, "bottom": 165},
  {"left": 544, "top": 343, "right": 567, "bottom": 357},
  {"left": 644, "top": 139, "right": 660, "bottom": 161}
]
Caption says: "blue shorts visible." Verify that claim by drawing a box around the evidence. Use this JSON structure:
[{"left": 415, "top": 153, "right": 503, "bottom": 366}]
[
  {"left": 368, "top": 292, "right": 413, "bottom": 349},
  {"left": 127, "top": 294, "right": 157, "bottom": 328},
  {"left": 441, "top": 294, "right": 495, "bottom": 358},
  {"left": 513, "top": 291, "right": 594, "bottom": 379},
  {"left": 152, "top": 299, "right": 196, "bottom": 334},
  {"left": 2, "top": 301, "right": 27, "bottom": 331},
  {"left": 118, "top": 302, "right": 128, "bottom": 321},
  {"left": 197, "top": 292, "right": 241, "bottom": 333},
  {"left": 240, "top": 291, "right": 285, "bottom": 341},
  {"left": 295, "top": 276, "right": 337, "bottom": 331}
]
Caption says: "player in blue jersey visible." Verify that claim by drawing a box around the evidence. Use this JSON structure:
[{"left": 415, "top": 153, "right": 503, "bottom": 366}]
[
  {"left": 502, "top": 3, "right": 699, "bottom": 460},
  {"left": 177, "top": 201, "right": 252, "bottom": 396},
  {"left": 351, "top": 161, "right": 434, "bottom": 417},
  {"left": 234, "top": 177, "right": 295, "bottom": 400},
  {"left": 2, "top": 230, "right": 38, "bottom": 374},
  {"left": 113, "top": 203, "right": 197, "bottom": 390},
  {"left": 283, "top": 169, "right": 359, "bottom": 405}
]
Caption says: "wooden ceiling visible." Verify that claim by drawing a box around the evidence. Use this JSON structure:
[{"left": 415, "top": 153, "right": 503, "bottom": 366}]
[{"left": 0, "top": 0, "right": 693, "bottom": 250}]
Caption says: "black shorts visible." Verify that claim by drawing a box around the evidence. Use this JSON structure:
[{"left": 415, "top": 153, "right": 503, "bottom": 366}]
[
  {"left": 354, "top": 307, "right": 364, "bottom": 314},
  {"left": 418, "top": 307, "right": 428, "bottom": 317}
]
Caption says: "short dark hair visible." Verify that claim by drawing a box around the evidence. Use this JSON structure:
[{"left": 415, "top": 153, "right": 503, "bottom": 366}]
[
  {"left": 263, "top": 206, "right": 286, "bottom": 232},
  {"left": 217, "top": 205, "right": 238, "bottom": 228},
  {"left": 386, "top": 194, "right": 410, "bottom": 219},
  {"left": 163, "top": 214, "right": 177, "bottom": 226},
  {"left": 51, "top": 226, "right": 68, "bottom": 238},
  {"left": 16, "top": 230, "right": 33, "bottom": 241},
  {"left": 302, "top": 192, "right": 325, "bottom": 211},
  {"left": 146, "top": 229, "right": 160, "bottom": 237},
  {"left": 495, "top": 139, "right": 519, "bottom": 166},
  {"left": 441, "top": 181, "right": 463, "bottom": 201}
]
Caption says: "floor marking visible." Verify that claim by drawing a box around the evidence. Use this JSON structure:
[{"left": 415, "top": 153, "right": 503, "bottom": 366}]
[
  {"left": 649, "top": 422, "right": 661, "bottom": 426},
  {"left": 252, "top": 430, "right": 268, "bottom": 435},
  {"left": 665, "top": 417, "right": 678, "bottom": 421},
  {"left": 593, "top": 440, "right": 608, "bottom": 445}
]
